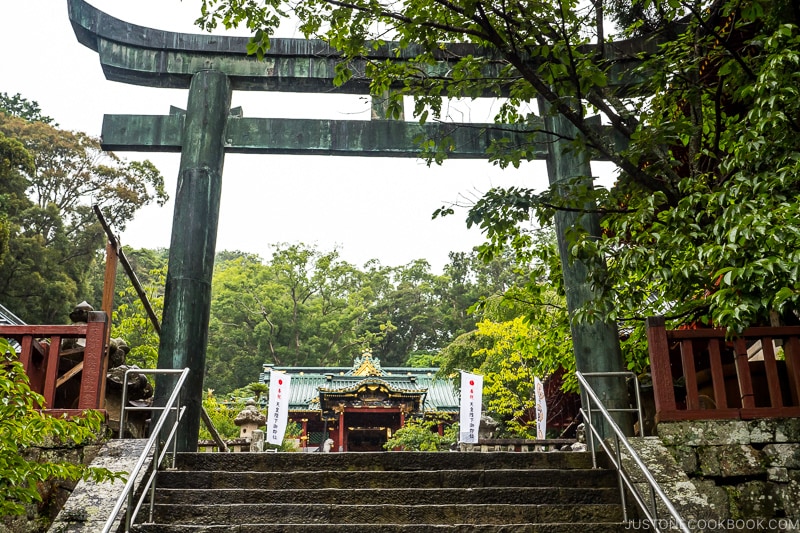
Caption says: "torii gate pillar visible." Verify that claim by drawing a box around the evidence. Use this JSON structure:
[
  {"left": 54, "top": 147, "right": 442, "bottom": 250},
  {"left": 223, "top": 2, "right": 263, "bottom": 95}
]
[
  {"left": 155, "top": 70, "right": 232, "bottom": 451},
  {"left": 541, "top": 100, "right": 632, "bottom": 437}
]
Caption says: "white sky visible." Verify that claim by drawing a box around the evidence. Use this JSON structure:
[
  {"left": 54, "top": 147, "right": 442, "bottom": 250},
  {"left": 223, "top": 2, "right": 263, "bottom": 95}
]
[{"left": 2, "top": 0, "right": 614, "bottom": 272}]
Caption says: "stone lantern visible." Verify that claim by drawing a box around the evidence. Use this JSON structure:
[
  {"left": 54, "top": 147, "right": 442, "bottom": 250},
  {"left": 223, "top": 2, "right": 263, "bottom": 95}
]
[{"left": 234, "top": 399, "right": 266, "bottom": 440}]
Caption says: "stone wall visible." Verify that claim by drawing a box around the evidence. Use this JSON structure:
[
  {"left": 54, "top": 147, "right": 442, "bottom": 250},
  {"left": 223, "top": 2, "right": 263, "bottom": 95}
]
[
  {"left": 657, "top": 419, "right": 800, "bottom": 527},
  {"left": 0, "top": 440, "right": 104, "bottom": 533},
  {"left": 48, "top": 439, "right": 150, "bottom": 533}
]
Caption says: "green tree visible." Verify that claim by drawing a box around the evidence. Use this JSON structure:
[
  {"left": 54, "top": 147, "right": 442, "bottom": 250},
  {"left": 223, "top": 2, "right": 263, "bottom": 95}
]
[
  {"left": 405, "top": 352, "right": 444, "bottom": 368},
  {"left": 111, "top": 264, "right": 167, "bottom": 369},
  {"left": 87, "top": 246, "right": 170, "bottom": 313},
  {"left": 438, "top": 273, "right": 574, "bottom": 437},
  {"left": 472, "top": 317, "right": 571, "bottom": 437},
  {"left": 435, "top": 232, "right": 588, "bottom": 435},
  {"left": 204, "top": 244, "right": 514, "bottom": 394},
  {"left": 465, "top": 2, "right": 800, "bottom": 339},
  {"left": 0, "top": 106, "right": 168, "bottom": 324},
  {"left": 206, "top": 244, "right": 383, "bottom": 393},
  {"left": 0, "top": 339, "right": 122, "bottom": 517},
  {"left": 0, "top": 93, "right": 55, "bottom": 125},
  {"left": 205, "top": 254, "right": 267, "bottom": 393},
  {"left": 363, "top": 252, "right": 524, "bottom": 366},
  {"left": 271, "top": 244, "right": 373, "bottom": 365},
  {"left": 0, "top": 131, "right": 33, "bottom": 269},
  {"left": 363, "top": 259, "right": 444, "bottom": 365},
  {"left": 246, "top": 381, "right": 269, "bottom": 402},
  {"left": 199, "top": 394, "right": 245, "bottom": 440}
]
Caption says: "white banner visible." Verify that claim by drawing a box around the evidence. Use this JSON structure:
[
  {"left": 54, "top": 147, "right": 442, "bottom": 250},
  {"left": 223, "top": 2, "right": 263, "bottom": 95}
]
[
  {"left": 459, "top": 371, "right": 483, "bottom": 443},
  {"left": 534, "top": 376, "right": 547, "bottom": 440},
  {"left": 267, "top": 371, "right": 291, "bottom": 445}
]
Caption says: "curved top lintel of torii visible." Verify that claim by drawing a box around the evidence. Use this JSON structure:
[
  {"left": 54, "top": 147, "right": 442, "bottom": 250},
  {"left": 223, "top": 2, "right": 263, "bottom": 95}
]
[
  {"left": 66, "top": 0, "right": 497, "bottom": 92},
  {"left": 67, "top": 0, "right": 676, "bottom": 92}
]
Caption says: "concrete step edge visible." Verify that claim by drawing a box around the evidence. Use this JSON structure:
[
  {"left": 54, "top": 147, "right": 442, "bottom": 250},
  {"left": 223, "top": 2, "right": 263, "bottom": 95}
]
[
  {"left": 149, "top": 502, "right": 624, "bottom": 525},
  {"left": 142, "top": 521, "right": 626, "bottom": 529},
  {"left": 152, "top": 486, "right": 621, "bottom": 505}
]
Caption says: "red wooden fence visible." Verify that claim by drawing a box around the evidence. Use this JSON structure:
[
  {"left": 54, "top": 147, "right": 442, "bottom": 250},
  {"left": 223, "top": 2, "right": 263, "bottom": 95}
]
[
  {"left": 1, "top": 311, "right": 108, "bottom": 417},
  {"left": 646, "top": 316, "right": 800, "bottom": 422}
]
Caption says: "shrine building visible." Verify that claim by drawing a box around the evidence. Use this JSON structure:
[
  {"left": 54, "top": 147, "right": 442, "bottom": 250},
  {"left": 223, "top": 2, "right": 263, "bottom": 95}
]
[{"left": 259, "top": 352, "right": 459, "bottom": 451}]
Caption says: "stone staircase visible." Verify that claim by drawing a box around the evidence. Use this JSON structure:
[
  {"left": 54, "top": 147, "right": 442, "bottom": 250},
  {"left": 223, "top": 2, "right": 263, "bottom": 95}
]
[{"left": 130, "top": 451, "right": 627, "bottom": 532}]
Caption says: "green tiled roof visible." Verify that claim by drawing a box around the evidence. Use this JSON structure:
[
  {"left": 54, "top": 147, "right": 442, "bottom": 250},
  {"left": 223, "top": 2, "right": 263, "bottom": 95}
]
[{"left": 259, "top": 353, "right": 459, "bottom": 414}]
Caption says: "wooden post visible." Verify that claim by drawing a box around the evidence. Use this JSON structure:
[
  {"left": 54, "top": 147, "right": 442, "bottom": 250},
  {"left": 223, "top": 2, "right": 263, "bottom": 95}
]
[
  {"left": 338, "top": 411, "right": 345, "bottom": 452},
  {"left": 99, "top": 238, "right": 119, "bottom": 407},
  {"left": 645, "top": 316, "right": 676, "bottom": 419},
  {"left": 156, "top": 70, "right": 232, "bottom": 452},
  {"left": 785, "top": 336, "right": 800, "bottom": 406},
  {"left": 95, "top": 205, "right": 162, "bottom": 335},
  {"left": 19, "top": 336, "right": 34, "bottom": 379},
  {"left": 200, "top": 406, "right": 229, "bottom": 452},
  {"left": 761, "top": 337, "right": 783, "bottom": 408},
  {"left": 680, "top": 340, "right": 699, "bottom": 411},
  {"left": 734, "top": 338, "right": 755, "bottom": 409},
  {"left": 80, "top": 312, "right": 108, "bottom": 410},
  {"left": 708, "top": 339, "right": 729, "bottom": 408},
  {"left": 43, "top": 338, "right": 61, "bottom": 409}
]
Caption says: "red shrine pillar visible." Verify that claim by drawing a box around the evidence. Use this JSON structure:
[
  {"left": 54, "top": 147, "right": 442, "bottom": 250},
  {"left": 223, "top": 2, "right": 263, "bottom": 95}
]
[
  {"left": 338, "top": 412, "right": 345, "bottom": 452},
  {"left": 438, "top": 422, "right": 444, "bottom": 436}
]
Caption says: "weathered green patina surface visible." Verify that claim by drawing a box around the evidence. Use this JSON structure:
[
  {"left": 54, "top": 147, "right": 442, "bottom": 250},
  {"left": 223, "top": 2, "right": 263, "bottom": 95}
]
[
  {"left": 67, "top": 0, "right": 654, "bottom": 449},
  {"left": 68, "top": 0, "right": 655, "bottom": 93},
  {"left": 153, "top": 70, "right": 231, "bottom": 453},
  {"left": 102, "top": 113, "right": 558, "bottom": 158}
]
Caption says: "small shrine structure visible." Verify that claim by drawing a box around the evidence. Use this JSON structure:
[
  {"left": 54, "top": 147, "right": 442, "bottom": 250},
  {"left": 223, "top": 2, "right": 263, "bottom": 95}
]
[{"left": 260, "top": 352, "right": 458, "bottom": 452}]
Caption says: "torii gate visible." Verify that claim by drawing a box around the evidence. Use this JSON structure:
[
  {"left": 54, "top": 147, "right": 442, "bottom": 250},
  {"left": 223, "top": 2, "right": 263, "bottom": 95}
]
[{"left": 69, "top": 0, "right": 653, "bottom": 451}]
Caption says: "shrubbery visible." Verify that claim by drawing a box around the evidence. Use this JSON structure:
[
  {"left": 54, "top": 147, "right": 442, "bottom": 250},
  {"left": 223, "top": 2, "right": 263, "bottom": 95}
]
[
  {"left": 0, "top": 339, "right": 123, "bottom": 517},
  {"left": 383, "top": 419, "right": 458, "bottom": 451}
]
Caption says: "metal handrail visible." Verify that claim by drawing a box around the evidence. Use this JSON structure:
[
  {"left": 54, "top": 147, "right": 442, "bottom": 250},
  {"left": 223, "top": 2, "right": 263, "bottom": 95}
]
[
  {"left": 102, "top": 367, "right": 190, "bottom": 533},
  {"left": 579, "top": 371, "right": 644, "bottom": 468},
  {"left": 576, "top": 371, "right": 690, "bottom": 533}
]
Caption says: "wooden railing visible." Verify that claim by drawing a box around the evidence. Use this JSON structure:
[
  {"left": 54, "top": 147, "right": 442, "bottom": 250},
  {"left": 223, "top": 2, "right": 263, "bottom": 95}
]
[
  {"left": 646, "top": 316, "right": 800, "bottom": 422},
  {"left": 1, "top": 311, "right": 108, "bottom": 417}
]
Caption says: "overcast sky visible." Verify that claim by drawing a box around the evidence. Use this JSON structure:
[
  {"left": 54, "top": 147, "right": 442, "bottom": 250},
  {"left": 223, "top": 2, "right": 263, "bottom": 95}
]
[{"left": 3, "top": 0, "right": 614, "bottom": 272}]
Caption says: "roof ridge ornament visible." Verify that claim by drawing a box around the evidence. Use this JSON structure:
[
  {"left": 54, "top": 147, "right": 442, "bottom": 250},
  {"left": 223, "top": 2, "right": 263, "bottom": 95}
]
[{"left": 350, "top": 350, "right": 383, "bottom": 376}]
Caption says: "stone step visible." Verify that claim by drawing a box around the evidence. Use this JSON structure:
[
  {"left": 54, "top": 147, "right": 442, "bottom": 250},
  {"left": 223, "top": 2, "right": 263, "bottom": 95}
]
[
  {"left": 173, "top": 451, "right": 599, "bottom": 472},
  {"left": 132, "top": 523, "right": 630, "bottom": 533},
  {"left": 154, "top": 486, "right": 622, "bottom": 506},
  {"left": 135, "top": 450, "right": 623, "bottom": 532},
  {"left": 156, "top": 467, "right": 618, "bottom": 490},
  {"left": 147, "top": 503, "right": 624, "bottom": 525}
]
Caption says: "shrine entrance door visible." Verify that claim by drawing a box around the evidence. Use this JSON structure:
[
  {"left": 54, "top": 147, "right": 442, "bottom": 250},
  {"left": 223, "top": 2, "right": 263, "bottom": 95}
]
[{"left": 345, "top": 410, "right": 401, "bottom": 452}]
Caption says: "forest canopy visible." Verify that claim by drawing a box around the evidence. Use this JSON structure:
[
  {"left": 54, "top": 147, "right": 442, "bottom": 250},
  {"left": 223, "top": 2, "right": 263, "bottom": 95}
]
[{"left": 112, "top": 244, "right": 530, "bottom": 394}]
